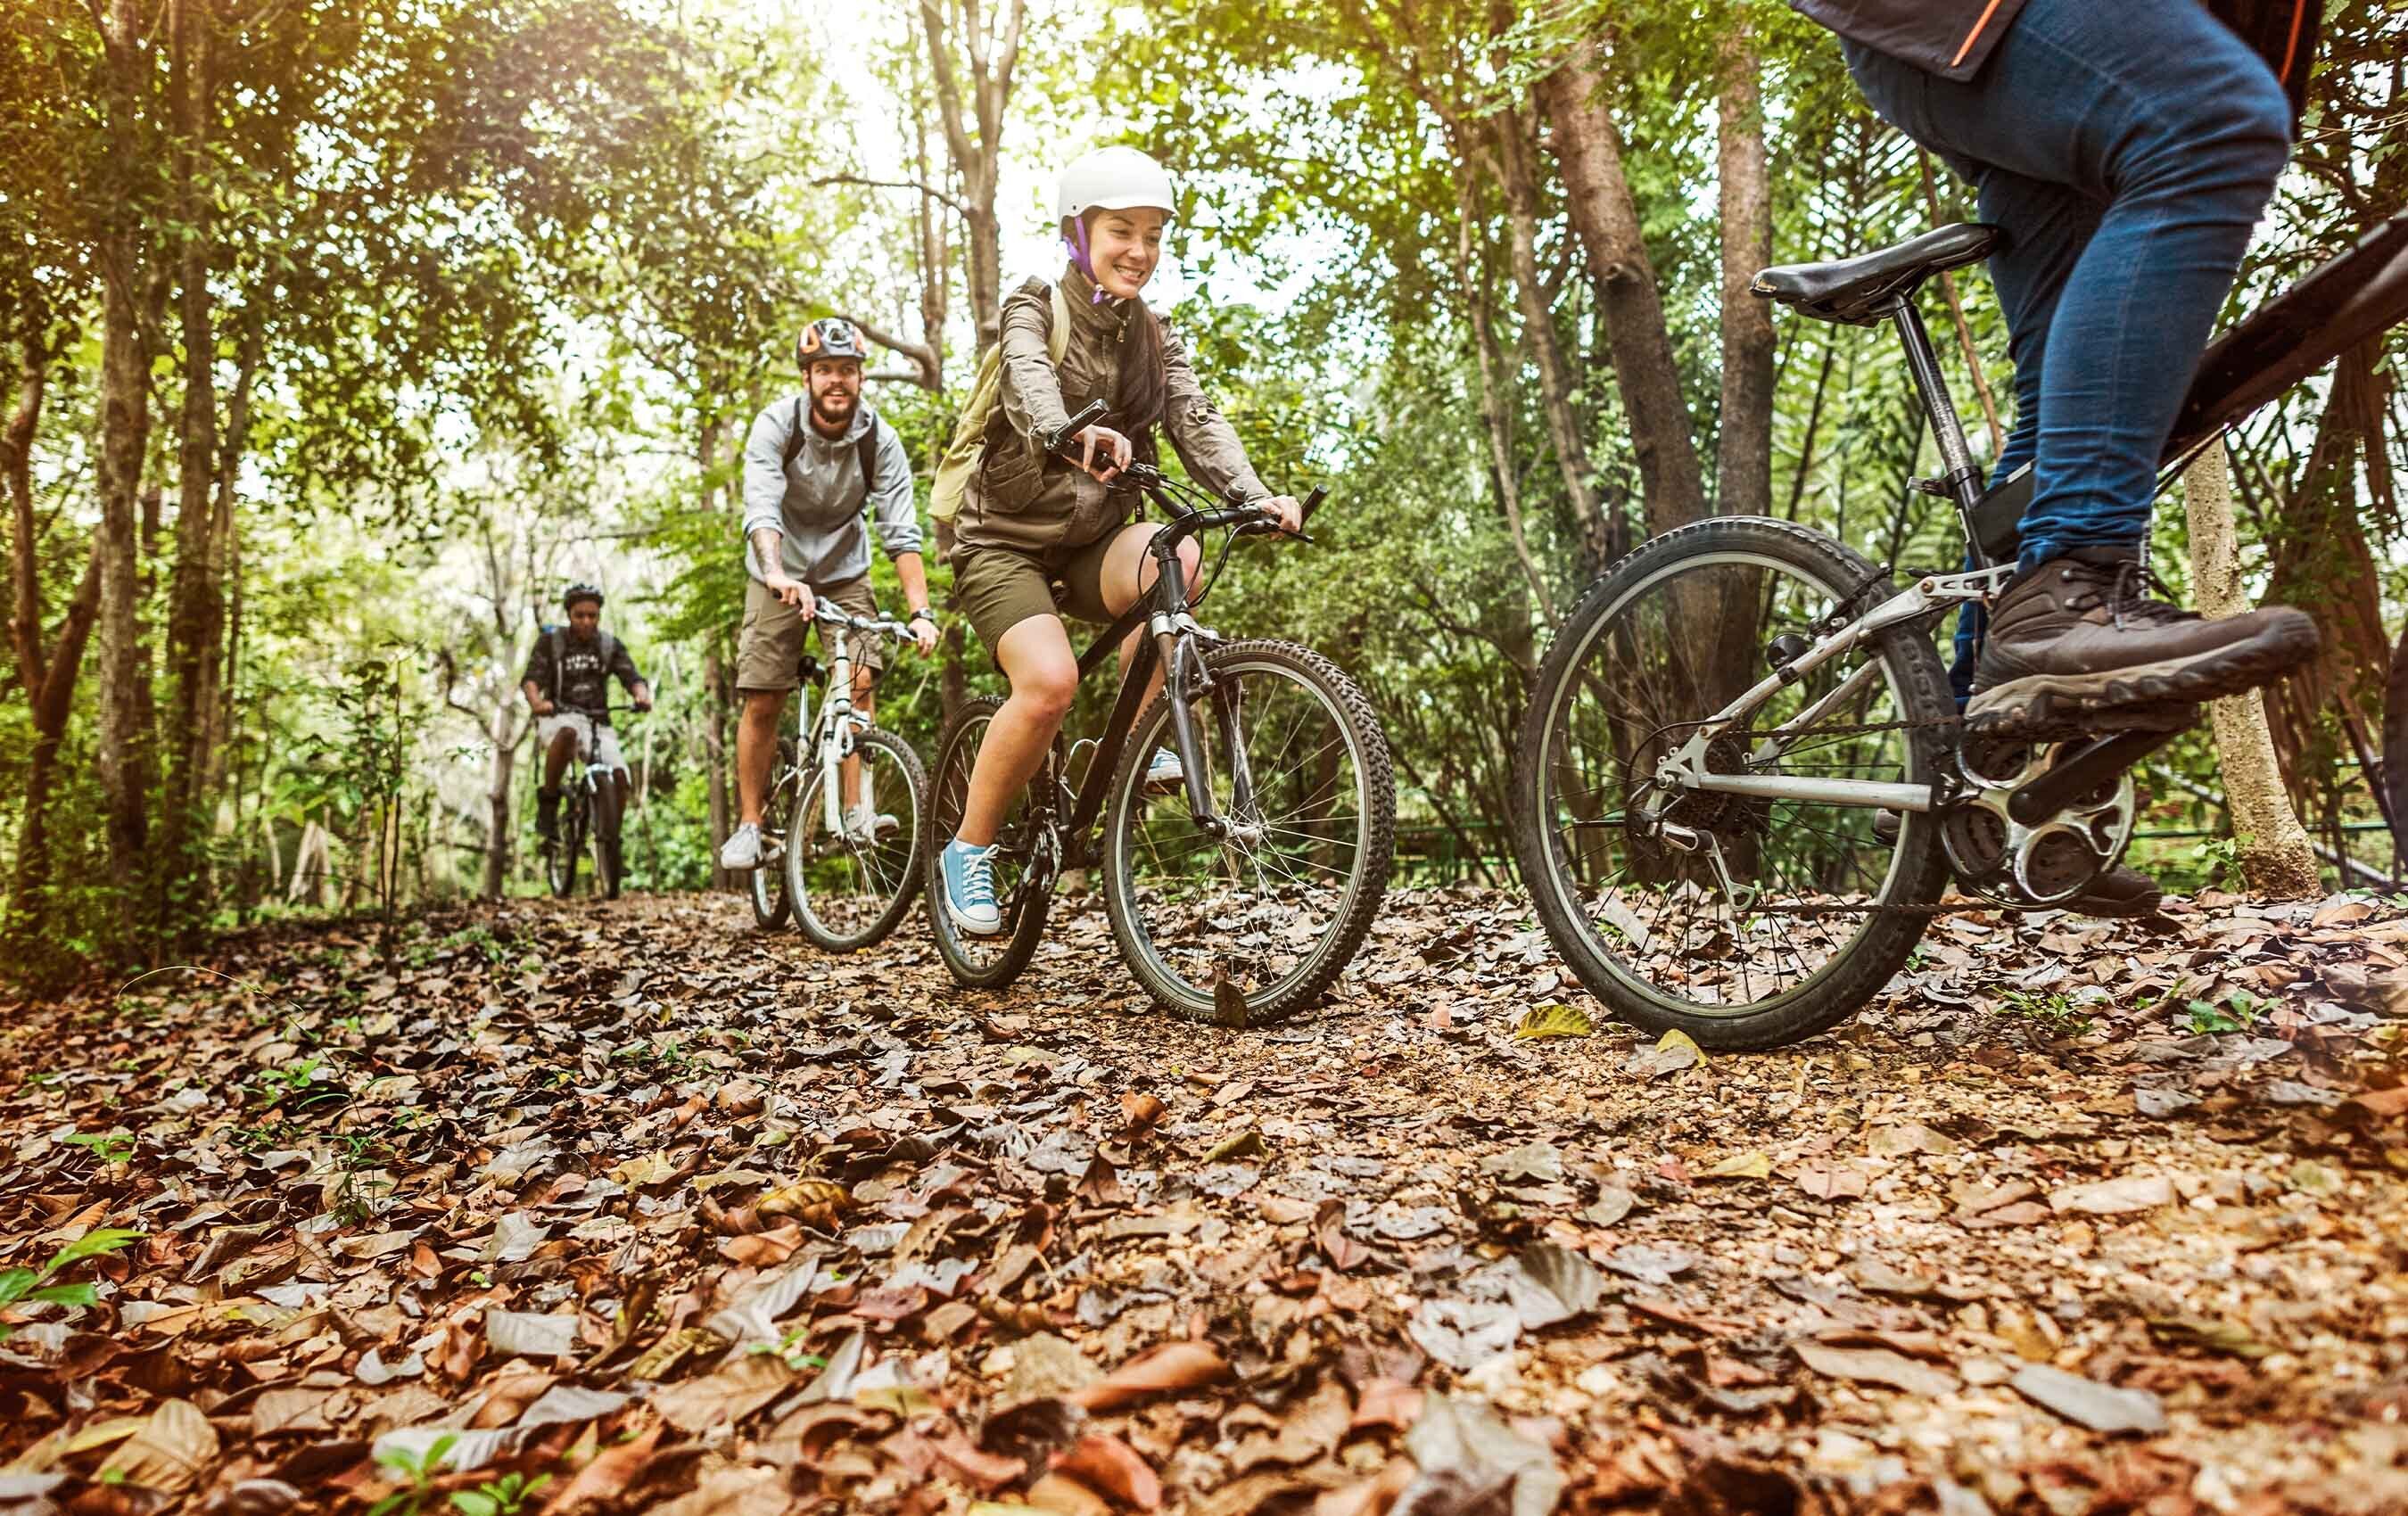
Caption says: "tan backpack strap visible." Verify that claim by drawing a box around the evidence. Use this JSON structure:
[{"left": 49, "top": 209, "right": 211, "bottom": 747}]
[{"left": 1047, "top": 280, "right": 1071, "bottom": 365}]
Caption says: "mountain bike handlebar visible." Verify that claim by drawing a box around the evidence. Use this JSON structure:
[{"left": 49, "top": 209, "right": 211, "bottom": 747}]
[
  {"left": 813, "top": 606, "right": 924, "bottom": 640},
  {"left": 1042, "top": 398, "right": 1327, "bottom": 542}
]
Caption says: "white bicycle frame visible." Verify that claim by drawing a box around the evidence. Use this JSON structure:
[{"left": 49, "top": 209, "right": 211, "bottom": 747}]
[
  {"left": 800, "top": 611, "right": 911, "bottom": 838},
  {"left": 1651, "top": 563, "right": 2016, "bottom": 814}
]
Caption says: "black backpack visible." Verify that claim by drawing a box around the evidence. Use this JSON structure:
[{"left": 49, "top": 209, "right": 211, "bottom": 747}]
[{"left": 778, "top": 399, "right": 883, "bottom": 501}]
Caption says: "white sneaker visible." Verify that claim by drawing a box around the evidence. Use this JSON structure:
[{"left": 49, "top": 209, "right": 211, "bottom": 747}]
[
  {"left": 1144, "top": 747, "right": 1184, "bottom": 790},
  {"left": 719, "top": 823, "right": 763, "bottom": 871},
  {"left": 844, "top": 803, "right": 900, "bottom": 845}
]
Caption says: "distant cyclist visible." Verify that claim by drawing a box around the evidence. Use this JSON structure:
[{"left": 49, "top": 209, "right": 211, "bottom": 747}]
[
  {"left": 720, "top": 317, "right": 936, "bottom": 873},
  {"left": 1796, "top": 0, "right": 2322, "bottom": 913},
  {"left": 524, "top": 582, "right": 652, "bottom": 845}
]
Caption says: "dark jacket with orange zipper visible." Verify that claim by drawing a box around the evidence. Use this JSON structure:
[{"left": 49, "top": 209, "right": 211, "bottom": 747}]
[{"left": 1792, "top": 0, "right": 2321, "bottom": 121}]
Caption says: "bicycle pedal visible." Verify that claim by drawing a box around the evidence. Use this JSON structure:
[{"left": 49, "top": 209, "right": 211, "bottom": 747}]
[{"left": 1962, "top": 696, "right": 2199, "bottom": 743}]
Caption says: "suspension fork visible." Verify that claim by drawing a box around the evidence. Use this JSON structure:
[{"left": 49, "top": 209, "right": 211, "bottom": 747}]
[
  {"left": 820, "top": 647, "right": 854, "bottom": 836},
  {"left": 1156, "top": 622, "right": 1222, "bottom": 831},
  {"left": 1146, "top": 528, "right": 1227, "bottom": 833}
]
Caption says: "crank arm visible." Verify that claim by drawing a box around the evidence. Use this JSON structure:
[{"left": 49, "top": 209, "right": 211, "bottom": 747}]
[{"left": 2006, "top": 725, "right": 2186, "bottom": 826}]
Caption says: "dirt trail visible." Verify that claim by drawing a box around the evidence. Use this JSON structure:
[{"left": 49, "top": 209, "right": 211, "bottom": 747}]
[{"left": 0, "top": 886, "right": 2401, "bottom": 1514}]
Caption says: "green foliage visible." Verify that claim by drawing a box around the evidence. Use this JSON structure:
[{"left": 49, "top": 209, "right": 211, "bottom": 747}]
[
  {"left": 2, "top": 0, "right": 2400, "bottom": 981},
  {"left": 2182, "top": 991, "right": 2267, "bottom": 1037},
  {"left": 450, "top": 1471, "right": 551, "bottom": 1516},
  {"left": 1999, "top": 991, "right": 2092, "bottom": 1036},
  {"left": 62, "top": 1131, "right": 136, "bottom": 1166},
  {"left": 0, "top": 1227, "right": 143, "bottom": 1342},
  {"left": 368, "top": 1435, "right": 457, "bottom": 1516}
]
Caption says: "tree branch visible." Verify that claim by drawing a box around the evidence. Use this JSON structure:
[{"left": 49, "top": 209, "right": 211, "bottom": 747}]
[
  {"left": 919, "top": 0, "right": 978, "bottom": 177},
  {"left": 836, "top": 310, "right": 940, "bottom": 390},
  {"left": 812, "top": 173, "right": 970, "bottom": 217}
]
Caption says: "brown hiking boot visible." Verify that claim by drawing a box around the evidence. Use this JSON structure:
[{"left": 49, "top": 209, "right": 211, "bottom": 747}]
[
  {"left": 1965, "top": 549, "right": 2317, "bottom": 737},
  {"left": 2062, "top": 862, "right": 2162, "bottom": 919}
]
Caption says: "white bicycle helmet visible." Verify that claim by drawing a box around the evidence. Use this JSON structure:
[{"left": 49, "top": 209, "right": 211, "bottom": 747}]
[{"left": 1053, "top": 146, "right": 1178, "bottom": 222}]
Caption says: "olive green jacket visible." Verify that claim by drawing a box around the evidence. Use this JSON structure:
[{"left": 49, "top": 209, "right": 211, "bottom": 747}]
[{"left": 954, "top": 267, "right": 1271, "bottom": 558}]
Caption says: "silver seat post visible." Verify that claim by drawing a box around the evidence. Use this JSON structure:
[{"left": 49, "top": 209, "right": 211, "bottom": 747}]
[{"left": 1883, "top": 295, "right": 1995, "bottom": 567}]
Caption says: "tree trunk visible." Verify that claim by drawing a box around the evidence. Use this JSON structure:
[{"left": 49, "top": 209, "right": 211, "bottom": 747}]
[
  {"left": 95, "top": 256, "right": 154, "bottom": 891},
  {"left": 1452, "top": 164, "right": 1555, "bottom": 627},
  {"left": 1491, "top": 104, "right": 1606, "bottom": 567},
  {"left": 2260, "top": 342, "right": 2392, "bottom": 825},
  {"left": 482, "top": 696, "right": 519, "bottom": 900},
  {"left": 160, "top": 0, "right": 220, "bottom": 934},
  {"left": 920, "top": 0, "right": 1026, "bottom": 359},
  {"left": 1715, "top": 21, "right": 1774, "bottom": 518},
  {"left": 915, "top": 92, "right": 950, "bottom": 386},
  {"left": 198, "top": 320, "right": 260, "bottom": 810},
  {"left": 5, "top": 340, "right": 105, "bottom": 927},
  {"left": 2183, "top": 446, "right": 2320, "bottom": 896},
  {"left": 2386, "top": 617, "right": 2408, "bottom": 881},
  {"left": 1538, "top": 44, "right": 1711, "bottom": 540}
]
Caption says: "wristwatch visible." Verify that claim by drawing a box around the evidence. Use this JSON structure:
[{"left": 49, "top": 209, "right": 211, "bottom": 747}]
[{"left": 909, "top": 608, "right": 936, "bottom": 625}]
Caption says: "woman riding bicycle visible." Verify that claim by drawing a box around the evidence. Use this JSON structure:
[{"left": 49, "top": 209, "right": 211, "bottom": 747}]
[{"left": 937, "top": 146, "right": 1304, "bottom": 936}]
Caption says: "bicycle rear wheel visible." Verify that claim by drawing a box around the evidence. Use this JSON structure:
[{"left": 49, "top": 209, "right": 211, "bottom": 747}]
[
  {"left": 925, "top": 696, "right": 1052, "bottom": 990},
  {"left": 1101, "top": 639, "right": 1395, "bottom": 1026},
  {"left": 750, "top": 742, "right": 795, "bottom": 930},
  {"left": 788, "top": 728, "right": 927, "bottom": 952},
  {"left": 1510, "top": 516, "right": 1951, "bottom": 1049}
]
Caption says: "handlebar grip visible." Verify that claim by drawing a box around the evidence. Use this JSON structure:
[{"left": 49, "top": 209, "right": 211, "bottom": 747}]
[
  {"left": 1300, "top": 485, "right": 1328, "bottom": 523},
  {"left": 1042, "top": 399, "right": 1109, "bottom": 455}
]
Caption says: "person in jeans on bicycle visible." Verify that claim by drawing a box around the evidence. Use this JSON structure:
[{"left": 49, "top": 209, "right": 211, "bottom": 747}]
[
  {"left": 721, "top": 317, "right": 937, "bottom": 873},
  {"left": 524, "top": 582, "right": 653, "bottom": 843},
  {"left": 936, "top": 146, "right": 1303, "bottom": 935},
  {"left": 1797, "top": 0, "right": 2321, "bottom": 912}
]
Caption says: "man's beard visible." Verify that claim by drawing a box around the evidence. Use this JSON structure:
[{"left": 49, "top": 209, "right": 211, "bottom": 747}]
[{"left": 812, "top": 391, "right": 857, "bottom": 431}]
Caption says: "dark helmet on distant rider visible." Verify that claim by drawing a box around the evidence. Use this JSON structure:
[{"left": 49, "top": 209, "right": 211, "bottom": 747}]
[
  {"left": 563, "top": 582, "right": 604, "bottom": 612},
  {"left": 796, "top": 317, "right": 870, "bottom": 370}
]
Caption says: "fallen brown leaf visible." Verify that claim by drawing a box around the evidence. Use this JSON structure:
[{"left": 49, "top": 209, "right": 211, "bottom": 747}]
[{"left": 1068, "top": 1340, "right": 1230, "bottom": 1411}]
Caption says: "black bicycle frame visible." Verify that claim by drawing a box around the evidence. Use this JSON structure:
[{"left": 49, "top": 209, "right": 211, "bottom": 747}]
[{"left": 1054, "top": 502, "right": 1250, "bottom": 866}]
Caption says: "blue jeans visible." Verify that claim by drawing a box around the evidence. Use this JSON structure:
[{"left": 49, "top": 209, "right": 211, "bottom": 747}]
[{"left": 1841, "top": 0, "right": 2291, "bottom": 700}]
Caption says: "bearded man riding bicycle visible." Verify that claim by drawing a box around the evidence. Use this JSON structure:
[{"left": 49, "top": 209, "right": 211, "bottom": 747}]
[
  {"left": 526, "top": 582, "right": 653, "bottom": 843},
  {"left": 721, "top": 317, "right": 937, "bottom": 875}
]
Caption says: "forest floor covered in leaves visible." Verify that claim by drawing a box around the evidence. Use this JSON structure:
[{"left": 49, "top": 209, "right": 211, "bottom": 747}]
[{"left": 1, "top": 885, "right": 2405, "bottom": 1516}]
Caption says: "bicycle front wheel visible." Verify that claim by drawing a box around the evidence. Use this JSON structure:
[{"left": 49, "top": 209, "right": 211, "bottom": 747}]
[
  {"left": 548, "top": 795, "right": 585, "bottom": 899},
  {"left": 1510, "top": 516, "right": 1952, "bottom": 1050},
  {"left": 788, "top": 728, "right": 928, "bottom": 952},
  {"left": 750, "top": 743, "right": 796, "bottom": 930},
  {"left": 924, "top": 696, "right": 1052, "bottom": 990},
  {"left": 1101, "top": 639, "right": 1395, "bottom": 1026},
  {"left": 591, "top": 778, "right": 623, "bottom": 902}
]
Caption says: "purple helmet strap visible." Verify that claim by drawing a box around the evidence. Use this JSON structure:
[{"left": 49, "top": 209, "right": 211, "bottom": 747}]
[{"left": 1063, "top": 215, "right": 1116, "bottom": 306}]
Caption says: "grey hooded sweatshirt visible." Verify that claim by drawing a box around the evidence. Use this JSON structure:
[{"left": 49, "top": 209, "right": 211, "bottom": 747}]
[{"left": 740, "top": 397, "right": 921, "bottom": 586}]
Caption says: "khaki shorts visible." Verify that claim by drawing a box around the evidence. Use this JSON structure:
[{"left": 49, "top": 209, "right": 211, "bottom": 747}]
[
  {"left": 539, "top": 712, "right": 624, "bottom": 771},
  {"left": 952, "top": 532, "right": 1123, "bottom": 656},
  {"left": 737, "top": 573, "right": 885, "bottom": 694}
]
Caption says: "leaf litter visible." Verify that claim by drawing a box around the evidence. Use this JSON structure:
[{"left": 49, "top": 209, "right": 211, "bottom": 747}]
[{"left": 0, "top": 886, "right": 2398, "bottom": 1512}]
